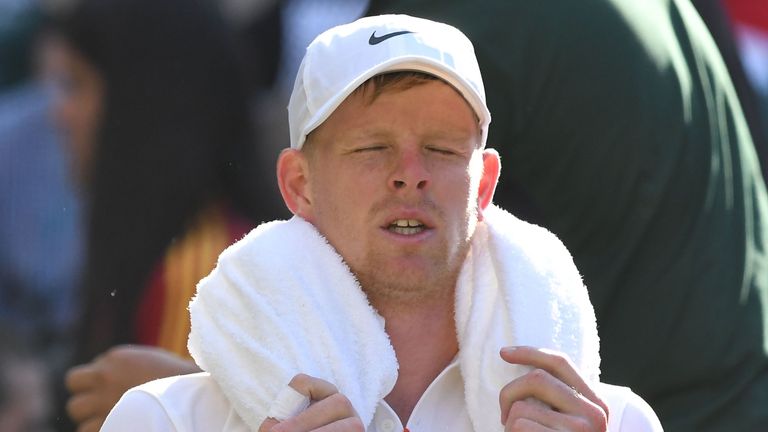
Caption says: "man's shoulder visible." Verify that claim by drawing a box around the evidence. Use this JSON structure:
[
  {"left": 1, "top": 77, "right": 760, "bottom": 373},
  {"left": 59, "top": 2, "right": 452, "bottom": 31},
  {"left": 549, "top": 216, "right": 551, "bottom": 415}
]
[
  {"left": 596, "top": 383, "right": 664, "bottom": 431},
  {"left": 135, "top": 371, "right": 222, "bottom": 399},
  {"left": 215, "top": 217, "right": 311, "bottom": 263},
  {"left": 102, "top": 372, "right": 247, "bottom": 431}
]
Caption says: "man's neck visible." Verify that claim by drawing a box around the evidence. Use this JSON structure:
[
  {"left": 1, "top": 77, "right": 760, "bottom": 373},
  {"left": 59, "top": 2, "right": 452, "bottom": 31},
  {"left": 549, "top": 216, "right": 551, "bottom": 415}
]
[{"left": 375, "top": 297, "right": 459, "bottom": 425}]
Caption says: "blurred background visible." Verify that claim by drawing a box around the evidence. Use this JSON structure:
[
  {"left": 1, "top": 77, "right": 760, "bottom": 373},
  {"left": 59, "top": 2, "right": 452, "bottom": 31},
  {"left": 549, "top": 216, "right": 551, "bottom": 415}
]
[
  {"left": 0, "top": 0, "right": 368, "bottom": 430},
  {"left": 0, "top": 0, "right": 766, "bottom": 430}
]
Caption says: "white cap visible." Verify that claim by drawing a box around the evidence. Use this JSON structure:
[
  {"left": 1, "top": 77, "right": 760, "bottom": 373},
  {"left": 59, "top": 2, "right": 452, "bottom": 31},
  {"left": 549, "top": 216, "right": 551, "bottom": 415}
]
[{"left": 288, "top": 14, "right": 491, "bottom": 149}]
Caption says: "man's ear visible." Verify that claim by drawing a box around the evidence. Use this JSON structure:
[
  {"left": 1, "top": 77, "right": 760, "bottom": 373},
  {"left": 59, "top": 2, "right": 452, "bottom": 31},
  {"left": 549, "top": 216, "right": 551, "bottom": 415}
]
[
  {"left": 477, "top": 148, "right": 501, "bottom": 220},
  {"left": 276, "top": 148, "right": 313, "bottom": 220}
]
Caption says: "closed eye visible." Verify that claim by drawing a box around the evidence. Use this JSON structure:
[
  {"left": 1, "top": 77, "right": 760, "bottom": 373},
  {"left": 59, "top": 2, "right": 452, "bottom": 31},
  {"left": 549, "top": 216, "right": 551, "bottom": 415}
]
[
  {"left": 352, "top": 145, "right": 387, "bottom": 153},
  {"left": 426, "top": 146, "right": 457, "bottom": 156}
]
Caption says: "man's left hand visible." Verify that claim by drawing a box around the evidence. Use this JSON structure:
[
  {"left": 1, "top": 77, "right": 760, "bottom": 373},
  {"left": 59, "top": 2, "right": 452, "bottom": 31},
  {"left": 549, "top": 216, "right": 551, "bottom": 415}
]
[{"left": 499, "top": 346, "right": 609, "bottom": 431}]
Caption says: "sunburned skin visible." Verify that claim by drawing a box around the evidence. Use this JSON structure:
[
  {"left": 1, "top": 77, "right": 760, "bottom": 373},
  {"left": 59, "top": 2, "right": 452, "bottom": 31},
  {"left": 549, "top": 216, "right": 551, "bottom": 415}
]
[{"left": 278, "top": 80, "right": 490, "bottom": 304}]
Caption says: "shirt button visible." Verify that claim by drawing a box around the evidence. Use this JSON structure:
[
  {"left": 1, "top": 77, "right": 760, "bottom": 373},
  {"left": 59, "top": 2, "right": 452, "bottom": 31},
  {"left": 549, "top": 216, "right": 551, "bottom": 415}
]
[{"left": 379, "top": 419, "right": 395, "bottom": 432}]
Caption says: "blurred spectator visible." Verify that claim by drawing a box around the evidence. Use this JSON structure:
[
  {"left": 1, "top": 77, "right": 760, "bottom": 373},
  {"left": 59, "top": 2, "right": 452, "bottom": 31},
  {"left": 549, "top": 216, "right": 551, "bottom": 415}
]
[
  {"left": 366, "top": 0, "right": 768, "bottom": 430},
  {"left": 1, "top": 0, "right": 83, "bottom": 352},
  {"left": 0, "top": 328, "right": 52, "bottom": 432},
  {"left": 40, "top": 0, "right": 283, "bottom": 429},
  {"left": 0, "top": 80, "right": 83, "bottom": 373},
  {"left": 0, "top": 2, "right": 83, "bottom": 429}
]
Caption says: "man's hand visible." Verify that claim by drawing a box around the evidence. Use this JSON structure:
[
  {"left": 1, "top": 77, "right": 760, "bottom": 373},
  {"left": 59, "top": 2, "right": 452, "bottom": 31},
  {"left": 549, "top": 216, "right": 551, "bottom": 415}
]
[
  {"left": 65, "top": 345, "right": 201, "bottom": 432},
  {"left": 499, "top": 346, "right": 609, "bottom": 432},
  {"left": 259, "top": 374, "right": 364, "bottom": 432}
]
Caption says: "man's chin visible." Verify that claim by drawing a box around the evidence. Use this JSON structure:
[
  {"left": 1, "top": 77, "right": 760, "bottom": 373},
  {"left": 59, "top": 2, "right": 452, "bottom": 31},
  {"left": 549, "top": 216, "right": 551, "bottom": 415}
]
[{"left": 357, "top": 267, "right": 455, "bottom": 305}]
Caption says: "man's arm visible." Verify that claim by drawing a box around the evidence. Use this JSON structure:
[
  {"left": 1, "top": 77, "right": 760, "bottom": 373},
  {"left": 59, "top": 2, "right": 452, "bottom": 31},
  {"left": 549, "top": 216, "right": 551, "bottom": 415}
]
[{"left": 595, "top": 383, "right": 664, "bottom": 432}]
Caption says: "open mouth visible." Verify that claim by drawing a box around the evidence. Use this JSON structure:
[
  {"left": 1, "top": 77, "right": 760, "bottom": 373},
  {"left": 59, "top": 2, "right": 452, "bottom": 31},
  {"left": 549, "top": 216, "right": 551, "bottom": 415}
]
[{"left": 387, "top": 219, "right": 426, "bottom": 235}]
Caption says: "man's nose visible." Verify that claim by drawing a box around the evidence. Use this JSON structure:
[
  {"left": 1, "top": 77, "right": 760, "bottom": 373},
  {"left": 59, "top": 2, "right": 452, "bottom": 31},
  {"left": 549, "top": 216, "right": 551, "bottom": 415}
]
[{"left": 389, "top": 149, "right": 430, "bottom": 191}]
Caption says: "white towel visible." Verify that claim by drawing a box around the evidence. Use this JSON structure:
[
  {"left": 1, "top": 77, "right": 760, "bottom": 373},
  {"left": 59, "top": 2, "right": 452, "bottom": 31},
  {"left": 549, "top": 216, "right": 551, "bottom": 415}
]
[
  {"left": 188, "top": 204, "right": 600, "bottom": 431},
  {"left": 456, "top": 205, "right": 600, "bottom": 432}
]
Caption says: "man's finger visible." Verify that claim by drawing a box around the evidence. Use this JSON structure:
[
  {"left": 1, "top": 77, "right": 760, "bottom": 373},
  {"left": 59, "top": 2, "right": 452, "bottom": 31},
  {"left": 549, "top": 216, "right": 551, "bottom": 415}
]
[
  {"left": 499, "top": 367, "right": 590, "bottom": 423},
  {"left": 504, "top": 417, "right": 555, "bottom": 432},
  {"left": 65, "top": 364, "right": 98, "bottom": 392},
  {"left": 288, "top": 373, "right": 340, "bottom": 401},
  {"left": 312, "top": 417, "right": 366, "bottom": 432},
  {"left": 75, "top": 416, "right": 105, "bottom": 432},
  {"left": 258, "top": 418, "right": 280, "bottom": 432},
  {"left": 504, "top": 398, "right": 560, "bottom": 429},
  {"left": 66, "top": 393, "right": 102, "bottom": 422},
  {"left": 500, "top": 346, "right": 610, "bottom": 417},
  {"left": 277, "top": 392, "right": 359, "bottom": 432}
]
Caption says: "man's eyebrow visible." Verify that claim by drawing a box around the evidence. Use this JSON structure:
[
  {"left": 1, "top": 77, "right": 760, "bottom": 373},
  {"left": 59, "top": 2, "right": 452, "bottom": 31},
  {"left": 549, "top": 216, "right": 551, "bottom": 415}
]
[
  {"left": 339, "top": 127, "right": 479, "bottom": 147},
  {"left": 343, "top": 128, "right": 394, "bottom": 142},
  {"left": 424, "top": 124, "right": 482, "bottom": 143}
]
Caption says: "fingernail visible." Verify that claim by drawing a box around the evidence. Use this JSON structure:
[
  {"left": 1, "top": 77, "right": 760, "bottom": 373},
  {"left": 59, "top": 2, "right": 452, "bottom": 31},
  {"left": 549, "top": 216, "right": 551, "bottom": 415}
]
[{"left": 500, "top": 346, "right": 517, "bottom": 355}]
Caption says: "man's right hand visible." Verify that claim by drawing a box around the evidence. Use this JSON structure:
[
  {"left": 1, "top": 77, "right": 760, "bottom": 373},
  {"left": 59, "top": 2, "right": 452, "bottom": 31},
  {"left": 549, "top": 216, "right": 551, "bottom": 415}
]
[{"left": 258, "top": 374, "right": 364, "bottom": 432}]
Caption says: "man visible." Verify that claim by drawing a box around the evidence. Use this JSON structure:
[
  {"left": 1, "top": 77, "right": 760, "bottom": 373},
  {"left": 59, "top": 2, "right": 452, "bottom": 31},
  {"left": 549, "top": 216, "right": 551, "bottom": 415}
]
[
  {"left": 365, "top": 1, "right": 768, "bottom": 430},
  {"left": 102, "top": 15, "right": 662, "bottom": 431}
]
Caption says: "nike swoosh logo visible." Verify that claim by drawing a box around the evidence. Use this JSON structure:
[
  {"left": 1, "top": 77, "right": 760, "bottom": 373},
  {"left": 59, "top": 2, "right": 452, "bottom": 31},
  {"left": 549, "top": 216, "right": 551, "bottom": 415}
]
[{"left": 368, "top": 30, "right": 414, "bottom": 45}]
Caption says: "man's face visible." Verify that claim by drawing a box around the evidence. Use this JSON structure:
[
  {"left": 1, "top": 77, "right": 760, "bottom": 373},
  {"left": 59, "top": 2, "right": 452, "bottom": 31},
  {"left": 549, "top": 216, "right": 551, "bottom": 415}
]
[{"left": 286, "top": 79, "right": 497, "bottom": 304}]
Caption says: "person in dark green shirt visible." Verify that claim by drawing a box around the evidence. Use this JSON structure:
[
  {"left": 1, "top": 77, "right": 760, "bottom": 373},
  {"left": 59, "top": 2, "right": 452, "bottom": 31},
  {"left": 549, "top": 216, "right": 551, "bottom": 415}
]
[{"left": 366, "top": 0, "right": 768, "bottom": 430}]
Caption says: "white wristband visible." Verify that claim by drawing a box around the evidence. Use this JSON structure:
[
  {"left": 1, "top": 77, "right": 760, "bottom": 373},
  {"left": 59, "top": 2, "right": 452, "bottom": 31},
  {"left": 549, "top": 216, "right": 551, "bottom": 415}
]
[{"left": 267, "top": 385, "right": 311, "bottom": 421}]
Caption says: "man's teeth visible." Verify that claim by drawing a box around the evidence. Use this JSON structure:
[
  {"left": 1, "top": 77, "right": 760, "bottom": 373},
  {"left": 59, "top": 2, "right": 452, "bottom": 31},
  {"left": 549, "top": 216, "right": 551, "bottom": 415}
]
[
  {"left": 389, "top": 219, "right": 425, "bottom": 235},
  {"left": 394, "top": 219, "right": 422, "bottom": 227}
]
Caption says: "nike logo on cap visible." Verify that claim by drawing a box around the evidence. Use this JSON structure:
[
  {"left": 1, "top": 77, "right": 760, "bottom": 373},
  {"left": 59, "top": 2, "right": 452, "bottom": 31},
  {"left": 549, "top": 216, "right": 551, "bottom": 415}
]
[{"left": 368, "top": 30, "right": 414, "bottom": 45}]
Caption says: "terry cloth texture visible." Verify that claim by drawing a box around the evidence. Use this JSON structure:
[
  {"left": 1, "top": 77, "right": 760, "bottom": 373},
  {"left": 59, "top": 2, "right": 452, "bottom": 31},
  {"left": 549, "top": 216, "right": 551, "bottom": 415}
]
[{"left": 188, "top": 205, "right": 600, "bottom": 431}]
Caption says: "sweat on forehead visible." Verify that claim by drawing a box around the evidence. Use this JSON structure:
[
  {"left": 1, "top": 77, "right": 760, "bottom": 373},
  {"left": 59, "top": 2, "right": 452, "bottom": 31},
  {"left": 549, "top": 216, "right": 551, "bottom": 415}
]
[{"left": 287, "top": 14, "right": 491, "bottom": 150}]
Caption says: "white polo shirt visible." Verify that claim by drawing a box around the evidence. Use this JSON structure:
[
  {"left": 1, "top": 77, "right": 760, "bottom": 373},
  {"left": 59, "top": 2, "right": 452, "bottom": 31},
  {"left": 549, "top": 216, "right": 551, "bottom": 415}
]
[{"left": 102, "top": 361, "right": 663, "bottom": 431}]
